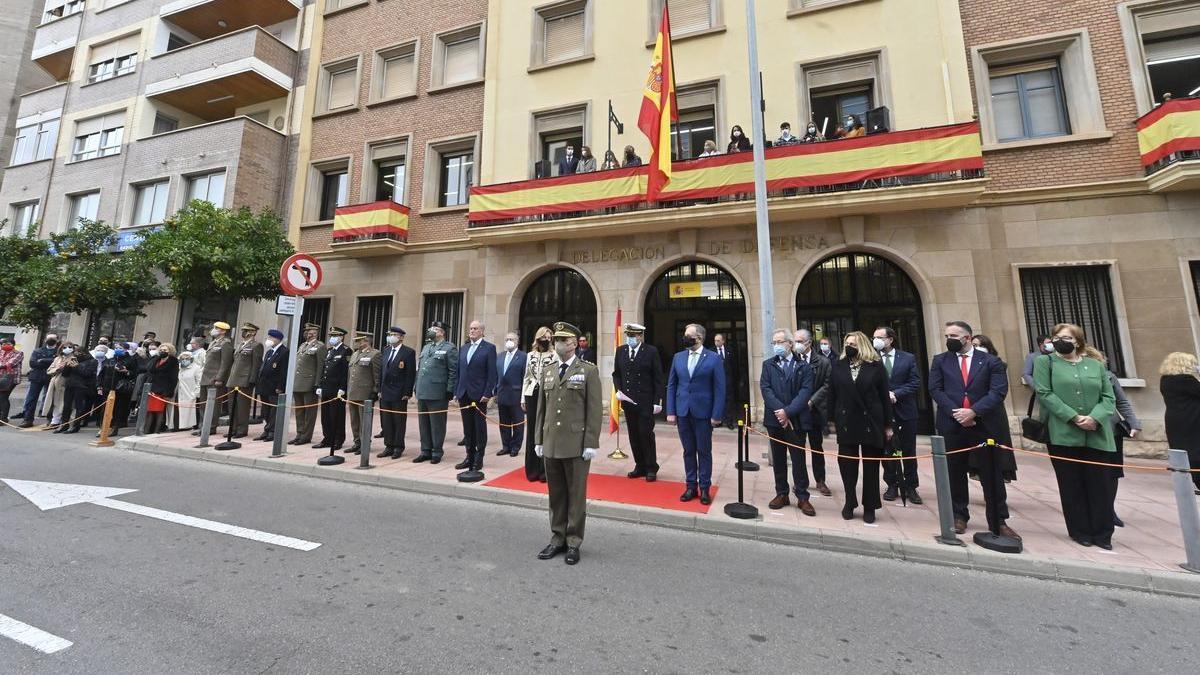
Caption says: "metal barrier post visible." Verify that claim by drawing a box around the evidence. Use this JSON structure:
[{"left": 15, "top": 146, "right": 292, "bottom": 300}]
[
  {"left": 1168, "top": 448, "right": 1200, "bottom": 574},
  {"left": 89, "top": 391, "right": 117, "bottom": 448},
  {"left": 738, "top": 404, "right": 759, "bottom": 472},
  {"left": 134, "top": 383, "right": 151, "bottom": 436},
  {"left": 270, "top": 393, "right": 287, "bottom": 458},
  {"left": 356, "top": 400, "right": 374, "bottom": 470},
  {"left": 724, "top": 420, "right": 757, "bottom": 519},
  {"left": 197, "top": 388, "right": 217, "bottom": 448},
  {"left": 214, "top": 388, "right": 243, "bottom": 451},
  {"left": 931, "top": 435, "right": 964, "bottom": 546}
]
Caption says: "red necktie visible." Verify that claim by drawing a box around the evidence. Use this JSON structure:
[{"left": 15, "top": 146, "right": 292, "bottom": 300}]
[{"left": 959, "top": 354, "right": 970, "bottom": 407}]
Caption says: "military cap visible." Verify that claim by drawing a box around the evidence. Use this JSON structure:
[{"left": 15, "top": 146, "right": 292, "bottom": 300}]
[
  {"left": 304, "top": 322, "right": 322, "bottom": 332},
  {"left": 429, "top": 320, "right": 449, "bottom": 332},
  {"left": 213, "top": 321, "right": 231, "bottom": 331},
  {"left": 623, "top": 322, "right": 646, "bottom": 334},
  {"left": 240, "top": 322, "right": 259, "bottom": 332},
  {"left": 552, "top": 321, "right": 581, "bottom": 338},
  {"left": 353, "top": 331, "right": 373, "bottom": 342},
  {"left": 329, "top": 326, "right": 348, "bottom": 337},
  {"left": 388, "top": 326, "right": 406, "bottom": 335},
  {"left": 267, "top": 329, "right": 285, "bottom": 340}
]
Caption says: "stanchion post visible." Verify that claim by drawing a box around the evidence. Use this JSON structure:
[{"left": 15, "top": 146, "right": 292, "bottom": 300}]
[
  {"left": 738, "top": 403, "right": 759, "bottom": 472},
  {"left": 197, "top": 387, "right": 217, "bottom": 448},
  {"left": 724, "top": 420, "right": 758, "bottom": 519},
  {"left": 270, "top": 393, "right": 287, "bottom": 458},
  {"left": 931, "top": 435, "right": 964, "bottom": 546},
  {"left": 214, "top": 388, "right": 242, "bottom": 451},
  {"left": 356, "top": 400, "right": 374, "bottom": 470},
  {"left": 134, "top": 382, "right": 151, "bottom": 436},
  {"left": 1168, "top": 448, "right": 1200, "bottom": 574},
  {"left": 89, "top": 391, "right": 117, "bottom": 448}
]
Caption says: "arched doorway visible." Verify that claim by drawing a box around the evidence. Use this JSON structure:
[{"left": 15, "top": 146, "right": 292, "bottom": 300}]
[
  {"left": 518, "top": 268, "right": 598, "bottom": 350},
  {"left": 644, "top": 260, "right": 749, "bottom": 417},
  {"left": 796, "top": 252, "right": 933, "bottom": 433}
]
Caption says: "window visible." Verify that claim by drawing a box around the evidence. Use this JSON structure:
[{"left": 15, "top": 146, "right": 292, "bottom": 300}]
[
  {"left": 534, "top": 1, "right": 590, "bottom": 67},
  {"left": 651, "top": 0, "right": 718, "bottom": 38},
  {"left": 355, "top": 296, "right": 392, "bottom": 350},
  {"left": 672, "top": 83, "right": 718, "bottom": 159},
  {"left": 10, "top": 119, "right": 59, "bottom": 165},
  {"left": 439, "top": 152, "right": 473, "bottom": 207},
  {"left": 298, "top": 298, "right": 331, "bottom": 343},
  {"left": 373, "top": 42, "right": 417, "bottom": 101},
  {"left": 132, "top": 181, "right": 170, "bottom": 226},
  {"left": 801, "top": 55, "right": 882, "bottom": 133},
  {"left": 67, "top": 191, "right": 100, "bottom": 228},
  {"left": 789, "top": 0, "right": 872, "bottom": 12},
  {"left": 88, "top": 34, "right": 140, "bottom": 83},
  {"left": 541, "top": 130, "right": 582, "bottom": 176},
  {"left": 1019, "top": 264, "right": 1127, "bottom": 377},
  {"left": 187, "top": 171, "right": 226, "bottom": 207},
  {"left": 11, "top": 202, "right": 40, "bottom": 233},
  {"left": 318, "top": 167, "right": 348, "bottom": 221},
  {"left": 325, "top": 0, "right": 365, "bottom": 11},
  {"left": 166, "top": 33, "right": 191, "bottom": 52},
  {"left": 72, "top": 112, "right": 124, "bottom": 161},
  {"left": 152, "top": 113, "right": 179, "bottom": 135},
  {"left": 989, "top": 62, "right": 1069, "bottom": 142},
  {"left": 42, "top": 0, "right": 84, "bottom": 23},
  {"left": 422, "top": 292, "right": 464, "bottom": 345},
  {"left": 1129, "top": 3, "right": 1200, "bottom": 107},
  {"left": 432, "top": 24, "right": 484, "bottom": 89},
  {"left": 532, "top": 106, "right": 587, "bottom": 177},
  {"left": 368, "top": 141, "right": 408, "bottom": 204},
  {"left": 318, "top": 57, "right": 360, "bottom": 113}
]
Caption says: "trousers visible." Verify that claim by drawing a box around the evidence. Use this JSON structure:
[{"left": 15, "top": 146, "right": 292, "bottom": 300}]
[
  {"left": 882, "top": 417, "right": 920, "bottom": 488},
  {"left": 380, "top": 397, "right": 409, "bottom": 450},
  {"left": 805, "top": 410, "right": 827, "bottom": 483},
  {"left": 944, "top": 425, "right": 1010, "bottom": 525},
  {"left": 837, "top": 443, "right": 883, "bottom": 511},
  {"left": 545, "top": 455, "right": 590, "bottom": 548},
  {"left": 293, "top": 390, "right": 318, "bottom": 442},
  {"left": 458, "top": 397, "right": 489, "bottom": 461},
  {"left": 22, "top": 377, "right": 49, "bottom": 423},
  {"left": 524, "top": 393, "right": 545, "bottom": 481},
  {"left": 417, "top": 398, "right": 449, "bottom": 459},
  {"left": 769, "top": 424, "right": 810, "bottom": 499},
  {"left": 319, "top": 391, "right": 346, "bottom": 447},
  {"left": 497, "top": 401, "right": 525, "bottom": 453},
  {"left": 1049, "top": 444, "right": 1115, "bottom": 545},
  {"left": 677, "top": 415, "right": 714, "bottom": 490},
  {"left": 624, "top": 402, "right": 659, "bottom": 474}
]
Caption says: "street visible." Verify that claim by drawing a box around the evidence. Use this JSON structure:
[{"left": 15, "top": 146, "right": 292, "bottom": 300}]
[{"left": 1, "top": 429, "right": 1196, "bottom": 673}]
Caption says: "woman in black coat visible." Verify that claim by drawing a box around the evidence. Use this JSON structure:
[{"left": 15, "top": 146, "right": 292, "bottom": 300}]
[
  {"left": 1159, "top": 352, "right": 1200, "bottom": 493},
  {"left": 98, "top": 348, "right": 137, "bottom": 435},
  {"left": 726, "top": 125, "right": 752, "bottom": 154},
  {"left": 145, "top": 344, "right": 179, "bottom": 434},
  {"left": 58, "top": 346, "right": 96, "bottom": 434},
  {"left": 826, "top": 331, "right": 893, "bottom": 523}
]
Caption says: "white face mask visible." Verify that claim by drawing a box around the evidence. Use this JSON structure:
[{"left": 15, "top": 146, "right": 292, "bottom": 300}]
[
  {"left": 179, "top": 360, "right": 192, "bottom": 368},
  {"left": 554, "top": 342, "right": 572, "bottom": 359},
  {"left": 975, "top": 345, "right": 989, "bottom": 354},
  {"left": 62, "top": 347, "right": 74, "bottom": 355},
  {"left": 872, "top": 338, "right": 887, "bottom": 352},
  {"left": 1042, "top": 343, "right": 1054, "bottom": 353},
  {"left": 792, "top": 343, "right": 805, "bottom": 354},
  {"left": 263, "top": 339, "right": 276, "bottom": 349},
  {"left": 505, "top": 340, "right": 516, "bottom": 351},
  {"left": 820, "top": 344, "right": 831, "bottom": 354},
  {"left": 329, "top": 337, "right": 342, "bottom": 347},
  {"left": 386, "top": 335, "right": 400, "bottom": 345},
  {"left": 210, "top": 329, "right": 220, "bottom": 338},
  {"left": 93, "top": 350, "right": 106, "bottom": 359},
  {"left": 148, "top": 349, "right": 160, "bottom": 357}
]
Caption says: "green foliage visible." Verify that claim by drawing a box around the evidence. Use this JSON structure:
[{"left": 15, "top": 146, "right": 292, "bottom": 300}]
[
  {"left": 137, "top": 201, "right": 295, "bottom": 303},
  {"left": 0, "top": 221, "right": 51, "bottom": 322}
]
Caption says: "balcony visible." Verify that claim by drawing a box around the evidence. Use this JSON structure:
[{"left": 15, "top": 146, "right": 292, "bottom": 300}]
[
  {"left": 1138, "top": 97, "right": 1200, "bottom": 193},
  {"left": 161, "top": 0, "right": 301, "bottom": 40},
  {"left": 144, "top": 27, "right": 295, "bottom": 120},
  {"left": 467, "top": 122, "right": 987, "bottom": 244},
  {"left": 31, "top": 10, "right": 81, "bottom": 81},
  {"left": 328, "top": 201, "right": 411, "bottom": 257}
]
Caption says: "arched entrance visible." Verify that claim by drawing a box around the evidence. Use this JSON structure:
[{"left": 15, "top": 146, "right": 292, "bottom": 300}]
[
  {"left": 644, "top": 260, "right": 749, "bottom": 417},
  {"left": 518, "top": 268, "right": 598, "bottom": 349},
  {"left": 796, "top": 252, "right": 933, "bottom": 433}
]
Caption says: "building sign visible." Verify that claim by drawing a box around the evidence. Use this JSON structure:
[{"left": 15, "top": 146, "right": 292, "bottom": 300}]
[
  {"left": 569, "top": 245, "right": 666, "bottom": 265},
  {"left": 669, "top": 281, "right": 719, "bottom": 299},
  {"left": 705, "top": 235, "right": 830, "bottom": 256}
]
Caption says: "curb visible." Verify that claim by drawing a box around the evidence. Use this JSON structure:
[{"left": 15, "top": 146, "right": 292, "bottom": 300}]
[{"left": 115, "top": 437, "right": 1200, "bottom": 599}]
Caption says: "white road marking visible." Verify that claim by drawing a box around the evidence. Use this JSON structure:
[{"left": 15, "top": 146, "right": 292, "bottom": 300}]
[{"left": 0, "top": 613, "right": 72, "bottom": 654}]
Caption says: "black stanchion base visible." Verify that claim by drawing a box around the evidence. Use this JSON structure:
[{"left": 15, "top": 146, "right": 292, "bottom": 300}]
[
  {"left": 724, "top": 502, "right": 758, "bottom": 520},
  {"left": 935, "top": 534, "right": 966, "bottom": 547},
  {"left": 736, "top": 460, "right": 760, "bottom": 472},
  {"left": 973, "top": 531, "right": 1022, "bottom": 554},
  {"left": 457, "top": 469, "right": 485, "bottom": 483},
  {"left": 318, "top": 453, "right": 345, "bottom": 466},
  {"left": 1180, "top": 563, "right": 1200, "bottom": 574},
  {"left": 213, "top": 441, "right": 242, "bottom": 451}
]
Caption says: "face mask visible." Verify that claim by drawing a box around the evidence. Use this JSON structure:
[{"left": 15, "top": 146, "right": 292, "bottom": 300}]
[
  {"left": 504, "top": 340, "right": 516, "bottom": 351},
  {"left": 820, "top": 344, "right": 831, "bottom": 354},
  {"left": 554, "top": 342, "right": 571, "bottom": 359},
  {"left": 62, "top": 347, "right": 74, "bottom": 355},
  {"left": 242, "top": 333, "right": 254, "bottom": 340},
  {"left": 330, "top": 337, "right": 342, "bottom": 347},
  {"left": 807, "top": 126, "right": 817, "bottom": 134},
  {"left": 386, "top": 335, "right": 400, "bottom": 345},
  {"left": 626, "top": 336, "right": 638, "bottom": 348},
  {"left": 263, "top": 339, "right": 276, "bottom": 349},
  {"left": 148, "top": 349, "right": 160, "bottom": 357},
  {"left": 1052, "top": 339, "right": 1075, "bottom": 355},
  {"left": 845, "top": 118, "right": 854, "bottom": 128},
  {"left": 93, "top": 350, "right": 106, "bottom": 359},
  {"left": 844, "top": 345, "right": 859, "bottom": 360},
  {"left": 426, "top": 330, "right": 438, "bottom": 340},
  {"left": 45, "top": 339, "right": 57, "bottom": 347},
  {"left": 179, "top": 359, "right": 192, "bottom": 368},
  {"left": 781, "top": 128, "right": 791, "bottom": 136},
  {"left": 681, "top": 336, "right": 697, "bottom": 350},
  {"left": 114, "top": 349, "right": 127, "bottom": 357},
  {"left": 872, "top": 338, "right": 887, "bottom": 352},
  {"left": 772, "top": 344, "right": 788, "bottom": 357},
  {"left": 945, "top": 337, "right": 964, "bottom": 353},
  {"left": 733, "top": 131, "right": 742, "bottom": 138},
  {"left": 975, "top": 345, "right": 988, "bottom": 354},
  {"left": 1042, "top": 343, "right": 1054, "bottom": 354},
  {"left": 1, "top": 344, "right": 12, "bottom": 351},
  {"left": 792, "top": 343, "right": 805, "bottom": 355}
]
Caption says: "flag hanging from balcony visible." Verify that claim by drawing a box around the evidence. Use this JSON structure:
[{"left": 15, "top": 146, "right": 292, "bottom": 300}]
[
  {"left": 638, "top": 3, "right": 678, "bottom": 202},
  {"left": 609, "top": 305, "right": 622, "bottom": 435}
]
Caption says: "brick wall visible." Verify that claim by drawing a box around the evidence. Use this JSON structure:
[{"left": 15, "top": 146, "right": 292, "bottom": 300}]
[
  {"left": 959, "top": 0, "right": 1145, "bottom": 191},
  {"left": 304, "top": 0, "right": 487, "bottom": 247}
]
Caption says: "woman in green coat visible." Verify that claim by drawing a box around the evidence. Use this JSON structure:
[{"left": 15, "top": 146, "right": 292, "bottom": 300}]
[{"left": 1033, "top": 323, "right": 1117, "bottom": 550}]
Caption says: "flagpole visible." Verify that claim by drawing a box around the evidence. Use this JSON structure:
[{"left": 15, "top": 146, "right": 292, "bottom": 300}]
[{"left": 744, "top": 0, "right": 775, "bottom": 359}]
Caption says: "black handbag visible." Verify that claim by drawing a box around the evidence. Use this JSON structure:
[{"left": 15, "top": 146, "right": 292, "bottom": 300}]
[{"left": 1021, "top": 355, "right": 1051, "bottom": 443}]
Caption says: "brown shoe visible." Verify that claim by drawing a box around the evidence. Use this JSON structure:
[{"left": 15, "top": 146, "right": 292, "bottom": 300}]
[
  {"left": 797, "top": 500, "right": 816, "bottom": 517},
  {"left": 768, "top": 494, "right": 789, "bottom": 509},
  {"left": 953, "top": 518, "right": 967, "bottom": 535},
  {"left": 815, "top": 482, "right": 832, "bottom": 497},
  {"left": 998, "top": 524, "right": 1022, "bottom": 541}
]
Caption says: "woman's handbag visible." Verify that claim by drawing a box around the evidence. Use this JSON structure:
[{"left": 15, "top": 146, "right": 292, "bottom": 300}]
[
  {"left": 1021, "top": 355, "right": 1052, "bottom": 443},
  {"left": 0, "top": 374, "right": 13, "bottom": 391}
]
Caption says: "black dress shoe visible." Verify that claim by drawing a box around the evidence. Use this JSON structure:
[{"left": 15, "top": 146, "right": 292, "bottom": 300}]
[
  {"left": 377, "top": 448, "right": 394, "bottom": 458},
  {"left": 413, "top": 454, "right": 431, "bottom": 463},
  {"left": 863, "top": 509, "right": 876, "bottom": 524},
  {"left": 882, "top": 485, "right": 898, "bottom": 502},
  {"left": 53, "top": 427, "right": 66, "bottom": 434},
  {"left": 430, "top": 457, "right": 442, "bottom": 465},
  {"left": 627, "top": 469, "right": 647, "bottom": 479},
  {"left": 645, "top": 473, "right": 657, "bottom": 482},
  {"left": 509, "top": 449, "right": 520, "bottom": 457},
  {"left": 191, "top": 430, "right": 201, "bottom": 436},
  {"left": 18, "top": 421, "right": 33, "bottom": 429},
  {"left": 680, "top": 488, "right": 697, "bottom": 502},
  {"left": 906, "top": 488, "right": 924, "bottom": 505},
  {"left": 841, "top": 505, "right": 855, "bottom": 520},
  {"left": 454, "top": 458, "right": 471, "bottom": 470},
  {"left": 313, "top": 440, "right": 331, "bottom": 449},
  {"left": 253, "top": 434, "right": 269, "bottom": 442},
  {"left": 287, "top": 438, "right": 301, "bottom": 445},
  {"left": 699, "top": 488, "right": 711, "bottom": 506},
  {"left": 330, "top": 444, "right": 342, "bottom": 452},
  {"left": 233, "top": 433, "right": 248, "bottom": 439},
  {"left": 564, "top": 547, "right": 580, "bottom": 565},
  {"left": 496, "top": 448, "right": 510, "bottom": 456},
  {"left": 1071, "top": 535, "right": 1093, "bottom": 547},
  {"left": 392, "top": 448, "right": 404, "bottom": 459},
  {"left": 1096, "top": 541, "right": 1113, "bottom": 551},
  {"left": 457, "top": 438, "right": 466, "bottom": 446},
  {"left": 347, "top": 448, "right": 360, "bottom": 455},
  {"left": 64, "top": 427, "right": 79, "bottom": 434},
  {"left": 1113, "top": 514, "right": 1125, "bottom": 528},
  {"left": 537, "top": 543, "right": 567, "bottom": 560}
]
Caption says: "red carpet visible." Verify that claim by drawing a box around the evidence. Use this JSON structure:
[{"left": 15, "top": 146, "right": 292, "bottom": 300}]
[{"left": 485, "top": 468, "right": 719, "bottom": 514}]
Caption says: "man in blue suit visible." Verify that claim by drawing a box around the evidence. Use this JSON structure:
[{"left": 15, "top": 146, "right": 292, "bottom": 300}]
[
  {"left": 666, "top": 323, "right": 725, "bottom": 505},
  {"left": 929, "top": 320, "right": 1018, "bottom": 540},
  {"left": 495, "top": 331, "right": 527, "bottom": 457},
  {"left": 873, "top": 327, "right": 924, "bottom": 504},
  {"left": 760, "top": 329, "right": 816, "bottom": 515},
  {"left": 454, "top": 320, "right": 497, "bottom": 475},
  {"left": 378, "top": 326, "right": 416, "bottom": 459},
  {"left": 557, "top": 143, "right": 579, "bottom": 176}
]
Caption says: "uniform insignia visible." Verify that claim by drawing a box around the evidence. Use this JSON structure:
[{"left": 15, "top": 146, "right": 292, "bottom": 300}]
[{"left": 569, "top": 374, "right": 585, "bottom": 382}]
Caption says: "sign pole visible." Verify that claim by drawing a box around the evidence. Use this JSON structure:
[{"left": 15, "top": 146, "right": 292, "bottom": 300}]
[
  {"left": 744, "top": 0, "right": 776, "bottom": 359},
  {"left": 272, "top": 295, "right": 303, "bottom": 458}
]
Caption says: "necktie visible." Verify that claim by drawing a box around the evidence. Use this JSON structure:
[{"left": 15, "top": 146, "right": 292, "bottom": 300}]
[
  {"left": 884, "top": 353, "right": 893, "bottom": 376},
  {"left": 960, "top": 354, "right": 970, "bottom": 407},
  {"left": 503, "top": 352, "right": 511, "bottom": 374},
  {"left": 265, "top": 348, "right": 274, "bottom": 364},
  {"left": 630, "top": 348, "right": 637, "bottom": 361},
  {"left": 688, "top": 350, "right": 698, "bottom": 376},
  {"left": 559, "top": 362, "right": 568, "bottom": 379},
  {"left": 719, "top": 347, "right": 724, "bottom": 359},
  {"left": 467, "top": 341, "right": 478, "bottom": 363}
]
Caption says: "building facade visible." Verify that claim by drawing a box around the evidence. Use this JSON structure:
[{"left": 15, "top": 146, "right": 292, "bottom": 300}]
[{"left": 1, "top": 0, "right": 317, "bottom": 351}]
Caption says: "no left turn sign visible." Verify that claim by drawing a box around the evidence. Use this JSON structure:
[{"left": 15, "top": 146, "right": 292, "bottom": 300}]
[{"left": 280, "top": 253, "right": 323, "bottom": 296}]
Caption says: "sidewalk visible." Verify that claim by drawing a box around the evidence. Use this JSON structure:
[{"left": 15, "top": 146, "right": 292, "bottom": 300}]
[{"left": 107, "top": 407, "right": 1200, "bottom": 597}]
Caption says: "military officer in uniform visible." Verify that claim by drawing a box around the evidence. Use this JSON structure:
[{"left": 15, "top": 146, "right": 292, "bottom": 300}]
[
  {"left": 534, "top": 322, "right": 602, "bottom": 566},
  {"left": 613, "top": 322, "right": 665, "bottom": 482},
  {"left": 346, "top": 331, "right": 382, "bottom": 454},
  {"left": 379, "top": 326, "right": 416, "bottom": 459},
  {"left": 226, "top": 322, "right": 264, "bottom": 438},
  {"left": 197, "top": 321, "right": 234, "bottom": 435},
  {"left": 413, "top": 321, "right": 458, "bottom": 464},
  {"left": 315, "top": 327, "right": 350, "bottom": 451},
  {"left": 289, "top": 323, "right": 327, "bottom": 445},
  {"left": 254, "top": 328, "right": 289, "bottom": 442}
]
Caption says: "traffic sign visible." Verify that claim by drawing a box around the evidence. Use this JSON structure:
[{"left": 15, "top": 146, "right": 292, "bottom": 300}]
[
  {"left": 280, "top": 253, "right": 323, "bottom": 296},
  {"left": 276, "top": 295, "right": 298, "bottom": 316}
]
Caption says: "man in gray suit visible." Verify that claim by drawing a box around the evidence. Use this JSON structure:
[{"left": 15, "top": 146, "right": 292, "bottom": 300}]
[{"left": 413, "top": 321, "right": 458, "bottom": 464}]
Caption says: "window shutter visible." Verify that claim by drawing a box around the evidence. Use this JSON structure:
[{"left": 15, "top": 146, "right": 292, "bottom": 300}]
[
  {"left": 544, "top": 10, "right": 585, "bottom": 63},
  {"left": 102, "top": 111, "right": 124, "bottom": 131},
  {"left": 669, "top": 0, "right": 712, "bottom": 35},
  {"left": 383, "top": 52, "right": 414, "bottom": 98},
  {"left": 327, "top": 67, "right": 357, "bottom": 109},
  {"left": 90, "top": 40, "right": 117, "bottom": 65},
  {"left": 443, "top": 37, "right": 478, "bottom": 85},
  {"left": 116, "top": 34, "right": 140, "bottom": 57},
  {"left": 76, "top": 116, "right": 103, "bottom": 137}
]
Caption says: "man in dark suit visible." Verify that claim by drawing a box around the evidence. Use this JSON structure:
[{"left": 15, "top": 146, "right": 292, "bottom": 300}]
[
  {"left": 378, "top": 326, "right": 416, "bottom": 459},
  {"left": 874, "top": 327, "right": 924, "bottom": 504},
  {"left": 929, "top": 320, "right": 1018, "bottom": 540},
  {"left": 557, "top": 143, "right": 579, "bottom": 176},
  {"left": 613, "top": 322, "right": 665, "bottom": 481},
  {"left": 793, "top": 329, "right": 832, "bottom": 496},
  {"left": 454, "top": 320, "right": 498, "bottom": 476},
  {"left": 314, "top": 327, "right": 351, "bottom": 451},
  {"left": 666, "top": 323, "right": 726, "bottom": 505},
  {"left": 495, "top": 331, "right": 527, "bottom": 457},
  {"left": 714, "top": 333, "right": 737, "bottom": 427},
  {"left": 576, "top": 335, "right": 596, "bottom": 364},
  {"left": 761, "top": 330, "right": 816, "bottom": 515},
  {"left": 253, "top": 329, "right": 289, "bottom": 442}
]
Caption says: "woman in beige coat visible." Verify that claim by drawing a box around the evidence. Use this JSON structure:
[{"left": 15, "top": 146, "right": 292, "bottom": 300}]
[{"left": 521, "top": 326, "right": 559, "bottom": 482}]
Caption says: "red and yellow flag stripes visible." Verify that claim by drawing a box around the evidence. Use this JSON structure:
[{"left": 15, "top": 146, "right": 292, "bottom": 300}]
[
  {"left": 609, "top": 306, "right": 622, "bottom": 435},
  {"left": 468, "top": 122, "right": 982, "bottom": 224},
  {"left": 638, "top": 4, "right": 677, "bottom": 201},
  {"left": 1136, "top": 97, "right": 1200, "bottom": 167},
  {"left": 333, "top": 201, "right": 410, "bottom": 242}
]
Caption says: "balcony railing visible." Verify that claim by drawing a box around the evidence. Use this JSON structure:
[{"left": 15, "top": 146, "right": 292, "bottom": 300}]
[
  {"left": 329, "top": 201, "right": 410, "bottom": 255},
  {"left": 468, "top": 122, "right": 984, "bottom": 227},
  {"left": 1138, "top": 97, "right": 1200, "bottom": 176}
]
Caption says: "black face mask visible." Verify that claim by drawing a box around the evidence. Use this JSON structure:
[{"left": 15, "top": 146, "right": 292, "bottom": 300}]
[
  {"left": 1052, "top": 339, "right": 1075, "bottom": 355},
  {"left": 844, "top": 345, "right": 859, "bottom": 360},
  {"left": 537, "top": 338, "right": 550, "bottom": 347},
  {"left": 681, "top": 336, "right": 697, "bottom": 350},
  {"left": 45, "top": 340, "right": 57, "bottom": 347},
  {"left": 945, "top": 337, "right": 964, "bottom": 353}
]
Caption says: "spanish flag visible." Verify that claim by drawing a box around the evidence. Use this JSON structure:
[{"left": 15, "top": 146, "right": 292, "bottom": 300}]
[
  {"left": 609, "top": 305, "right": 622, "bottom": 435},
  {"left": 638, "top": 3, "right": 677, "bottom": 201}
]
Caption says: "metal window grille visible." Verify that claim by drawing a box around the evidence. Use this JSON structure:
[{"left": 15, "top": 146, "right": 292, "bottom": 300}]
[
  {"left": 1019, "top": 265, "right": 1126, "bottom": 377},
  {"left": 355, "top": 296, "right": 392, "bottom": 349},
  {"left": 422, "top": 293, "right": 464, "bottom": 345}
]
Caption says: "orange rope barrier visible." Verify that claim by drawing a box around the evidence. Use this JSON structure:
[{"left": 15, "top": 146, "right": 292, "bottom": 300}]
[
  {"left": 0, "top": 399, "right": 110, "bottom": 433},
  {"left": 744, "top": 426, "right": 978, "bottom": 461}
]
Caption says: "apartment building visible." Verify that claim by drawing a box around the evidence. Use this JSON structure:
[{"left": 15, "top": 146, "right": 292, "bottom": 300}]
[{"left": 1, "top": 0, "right": 316, "bottom": 351}]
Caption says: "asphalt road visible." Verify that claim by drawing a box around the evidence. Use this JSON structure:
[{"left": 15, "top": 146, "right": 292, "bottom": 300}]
[{"left": 1, "top": 428, "right": 1196, "bottom": 673}]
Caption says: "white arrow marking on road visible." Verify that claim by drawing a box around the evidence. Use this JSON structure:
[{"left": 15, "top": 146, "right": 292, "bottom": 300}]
[
  {"left": 0, "top": 612, "right": 72, "bottom": 654},
  {"left": 2, "top": 479, "right": 321, "bottom": 552}
]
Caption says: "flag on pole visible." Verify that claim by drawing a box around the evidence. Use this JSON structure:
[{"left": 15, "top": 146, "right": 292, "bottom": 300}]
[
  {"left": 609, "top": 305, "right": 622, "bottom": 434},
  {"left": 638, "top": 3, "right": 677, "bottom": 201}
]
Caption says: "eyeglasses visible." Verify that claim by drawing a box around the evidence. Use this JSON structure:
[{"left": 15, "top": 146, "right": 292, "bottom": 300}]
[{"left": 1054, "top": 335, "right": 1076, "bottom": 342}]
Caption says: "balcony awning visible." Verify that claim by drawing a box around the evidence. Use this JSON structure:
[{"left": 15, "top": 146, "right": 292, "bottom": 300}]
[
  {"left": 1136, "top": 97, "right": 1200, "bottom": 167},
  {"left": 469, "top": 121, "right": 983, "bottom": 224},
  {"left": 333, "top": 201, "right": 410, "bottom": 242}
]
